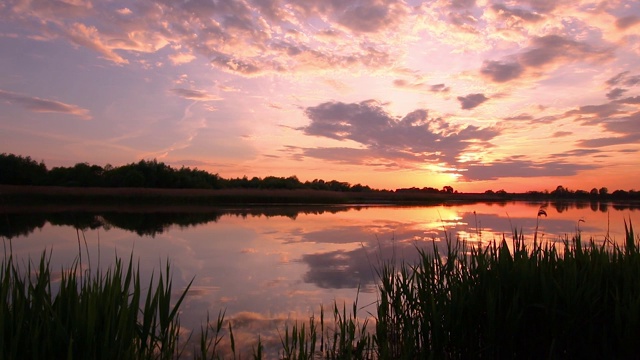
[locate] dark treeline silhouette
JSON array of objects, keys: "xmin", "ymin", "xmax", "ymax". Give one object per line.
[
  {"xmin": 1, "ymin": 153, "xmax": 639, "ymax": 200},
  {"xmin": 0, "ymin": 207, "xmax": 352, "ymax": 239},
  {"xmin": 0, "ymin": 153, "xmax": 372, "ymax": 192},
  {"xmin": 521, "ymin": 185, "xmax": 640, "ymax": 201}
]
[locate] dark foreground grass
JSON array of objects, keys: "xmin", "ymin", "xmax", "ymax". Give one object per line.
[
  {"xmin": 0, "ymin": 252, "xmax": 191, "ymax": 360},
  {"xmin": 376, "ymin": 220, "xmax": 640, "ymax": 359},
  {"xmin": 2, "ymin": 221, "xmax": 640, "ymax": 359}
]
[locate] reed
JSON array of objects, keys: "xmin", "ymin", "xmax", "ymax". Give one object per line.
[
  {"xmin": 374, "ymin": 220, "xmax": 640, "ymax": 359},
  {"xmin": 278, "ymin": 299, "xmax": 374, "ymax": 360},
  {"xmin": 0, "ymin": 250, "xmax": 191, "ymax": 360}
]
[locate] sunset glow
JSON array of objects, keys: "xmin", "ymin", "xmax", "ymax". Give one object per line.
[{"xmin": 1, "ymin": 0, "xmax": 639, "ymax": 192}]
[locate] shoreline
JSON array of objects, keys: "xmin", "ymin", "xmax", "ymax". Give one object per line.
[{"xmin": 1, "ymin": 185, "xmax": 639, "ymax": 209}]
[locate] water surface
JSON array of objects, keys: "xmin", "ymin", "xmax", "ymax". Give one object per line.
[{"xmin": 2, "ymin": 201, "xmax": 638, "ymax": 353}]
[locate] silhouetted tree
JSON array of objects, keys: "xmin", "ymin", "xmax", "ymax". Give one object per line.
[
  {"xmin": 0, "ymin": 153, "xmax": 47, "ymax": 185},
  {"xmin": 327, "ymin": 180, "xmax": 350, "ymax": 192},
  {"xmin": 551, "ymin": 185, "xmax": 567, "ymax": 196},
  {"xmin": 574, "ymin": 190, "xmax": 589, "ymax": 198},
  {"xmin": 612, "ymin": 189, "xmax": 628, "ymax": 199}
]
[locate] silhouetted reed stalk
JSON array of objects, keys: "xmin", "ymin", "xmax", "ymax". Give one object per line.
[{"xmin": 533, "ymin": 206, "xmax": 547, "ymax": 247}]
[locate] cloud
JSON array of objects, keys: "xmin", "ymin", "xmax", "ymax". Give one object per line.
[
  {"xmin": 393, "ymin": 79, "xmax": 425, "ymax": 89},
  {"xmin": 578, "ymin": 134, "xmax": 640, "ymax": 148},
  {"xmin": 566, "ymin": 103, "xmax": 623, "ymax": 122},
  {"xmin": 480, "ymin": 60, "xmax": 525, "ymax": 83},
  {"xmin": 450, "ymin": 0, "xmax": 476, "ymax": 10},
  {"xmin": 2, "ymin": 0, "xmax": 420, "ymax": 78},
  {"xmin": 616, "ymin": 96, "xmax": 640, "ymax": 105},
  {"xmin": 168, "ymin": 52, "xmax": 196, "ymax": 65},
  {"xmin": 616, "ymin": 15, "xmax": 640, "ymax": 30},
  {"xmin": 299, "ymin": 100, "xmax": 499, "ymax": 167},
  {"xmin": 299, "ymin": 147, "xmax": 387, "ymax": 166},
  {"xmin": 429, "ymin": 83, "xmax": 451, "ymax": 93},
  {"xmin": 12, "ymin": 0, "xmax": 94, "ymax": 19},
  {"xmin": 552, "ymin": 131, "xmax": 572, "ymax": 138},
  {"xmin": 64, "ymin": 23, "xmax": 129, "ymax": 64},
  {"xmin": 577, "ymin": 111, "xmax": 640, "ymax": 147},
  {"xmin": 606, "ymin": 88, "xmax": 627, "ymax": 100},
  {"xmin": 520, "ymin": 0, "xmax": 557, "ymax": 14},
  {"xmin": 548, "ymin": 148, "xmax": 603, "ymax": 158},
  {"xmin": 519, "ymin": 35, "xmax": 604, "ymax": 67},
  {"xmin": 481, "ymin": 35, "xmax": 613, "ymax": 83},
  {"xmin": 285, "ymin": 0, "xmax": 410, "ymax": 34},
  {"xmin": 598, "ymin": 111, "xmax": 640, "ymax": 134},
  {"xmin": 457, "ymin": 93, "xmax": 489, "ymax": 110},
  {"xmin": 0, "ymin": 89, "xmax": 91, "ymax": 119},
  {"xmin": 170, "ymin": 88, "xmax": 222, "ymax": 101},
  {"xmin": 503, "ymin": 113, "xmax": 533, "ymax": 121},
  {"xmin": 606, "ymin": 71, "xmax": 630, "ymax": 86},
  {"xmin": 623, "ymin": 76, "xmax": 640, "ymax": 87},
  {"xmin": 336, "ymin": 2, "xmax": 407, "ymax": 33},
  {"xmin": 210, "ymin": 55, "xmax": 264, "ymax": 75},
  {"xmin": 459, "ymin": 159, "xmax": 597, "ymax": 181},
  {"xmin": 116, "ymin": 8, "xmax": 132, "ymax": 16},
  {"xmin": 491, "ymin": 4, "xmax": 544, "ymax": 24}
]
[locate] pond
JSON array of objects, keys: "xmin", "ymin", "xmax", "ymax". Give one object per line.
[{"xmin": 2, "ymin": 200, "xmax": 639, "ymax": 354}]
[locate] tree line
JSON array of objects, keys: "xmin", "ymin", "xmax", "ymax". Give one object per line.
[
  {"xmin": 522, "ymin": 185, "xmax": 640, "ymax": 201},
  {"xmin": 0, "ymin": 153, "xmax": 374, "ymax": 192},
  {"xmin": 1, "ymin": 153, "xmax": 638, "ymax": 199}
]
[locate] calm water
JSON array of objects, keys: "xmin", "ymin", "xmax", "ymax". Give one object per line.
[{"xmin": 2, "ymin": 201, "xmax": 639, "ymax": 352}]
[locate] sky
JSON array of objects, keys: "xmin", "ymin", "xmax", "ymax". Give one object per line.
[{"xmin": 1, "ymin": 0, "xmax": 639, "ymax": 192}]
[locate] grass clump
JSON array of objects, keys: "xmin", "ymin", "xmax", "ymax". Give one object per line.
[
  {"xmin": 279, "ymin": 300, "xmax": 374, "ymax": 360},
  {"xmin": 0, "ymin": 251, "xmax": 191, "ymax": 360},
  {"xmin": 375, "ymin": 220, "xmax": 640, "ymax": 359}
]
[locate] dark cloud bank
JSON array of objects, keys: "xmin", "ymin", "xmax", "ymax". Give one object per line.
[{"xmin": 294, "ymin": 100, "xmax": 610, "ymax": 181}]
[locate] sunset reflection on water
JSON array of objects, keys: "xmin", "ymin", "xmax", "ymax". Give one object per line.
[{"xmin": 3, "ymin": 202, "xmax": 638, "ymax": 355}]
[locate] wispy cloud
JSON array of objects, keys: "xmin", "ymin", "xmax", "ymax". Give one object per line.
[
  {"xmin": 393, "ymin": 79, "xmax": 425, "ymax": 90},
  {"xmin": 481, "ymin": 35, "xmax": 614, "ymax": 83},
  {"xmin": 552, "ymin": 131, "xmax": 572, "ymax": 138},
  {"xmin": 577, "ymin": 111, "xmax": 640, "ymax": 148},
  {"xmin": 459, "ymin": 159, "xmax": 597, "ymax": 181},
  {"xmin": 0, "ymin": 89, "xmax": 90, "ymax": 119},
  {"xmin": 64, "ymin": 23, "xmax": 129, "ymax": 64},
  {"xmin": 170, "ymin": 88, "xmax": 222, "ymax": 101}
]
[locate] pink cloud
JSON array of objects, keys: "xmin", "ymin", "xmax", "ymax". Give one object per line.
[
  {"xmin": 0, "ymin": 89, "xmax": 91, "ymax": 119},
  {"xmin": 481, "ymin": 35, "xmax": 614, "ymax": 83}
]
